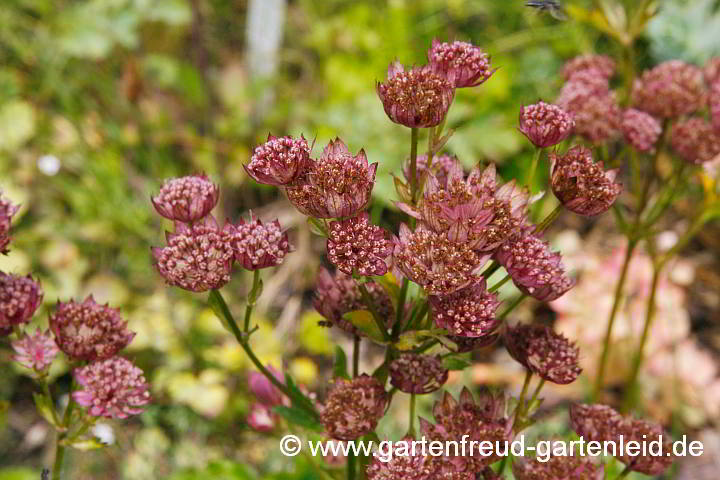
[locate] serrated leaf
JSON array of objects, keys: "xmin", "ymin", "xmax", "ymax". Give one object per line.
[
  {"xmin": 442, "ymin": 356, "xmax": 472, "ymax": 371},
  {"xmin": 32, "ymin": 393, "xmax": 60, "ymax": 429},
  {"xmin": 273, "ymin": 405, "xmax": 323, "ymax": 432},
  {"xmin": 343, "ymin": 310, "xmax": 387, "ymax": 344},
  {"xmin": 333, "ymin": 346, "xmax": 349, "ymax": 379},
  {"xmin": 208, "ymin": 290, "xmax": 235, "ymax": 334}
]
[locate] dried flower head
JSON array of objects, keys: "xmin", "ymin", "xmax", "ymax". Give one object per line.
[
  {"xmin": 494, "ymin": 228, "xmax": 573, "ymax": 302},
  {"xmin": 632, "ymin": 60, "xmax": 706, "ymax": 118},
  {"xmin": 366, "ymin": 436, "xmax": 436, "ymax": 480},
  {"xmin": 403, "ymin": 154, "xmax": 461, "ymax": 190},
  {"xmin": 224, "ymin": 214, "xmax": 291, "ymax": 270},
  {"xmin": 285, "ymin": 138, "xmax": 377, "ymax": 219},
  {"xmin": 518, "ymin": 101, "xmax": 574, "ymax": 148},
  {"xmin": 389, "ymin": 354, "xmax": 449, "ymax": 394},
  {"xmin": 327, "ymin": 213, "xmax": 392, "ymax": 277},
  {"xmin": 313, "ymin": 267, "xmax": 394, "ymax": 336},
  {"xmin": 504, "ymin": 323, "xmax": 582, "ymax": 384},
  {"xmin": 73, "ymin": 356, "xmax": 151, "ymax": 419},
  {"xmin": 550, "ymin": 146, "xmax": 621, "ymax": 216},
  {"xmin": 0, "ymin": 273, "xmax": 43, "ymax": 329},
  {"xmin": 622, "ymin": 109, "xmax": 663, "ymax": 152},
  {"xmin": 246, "ymin": 134, "xmax": 311, "ymax": 186},
  {"xmin": 393, "ymin": 224, "xmax": 490, "ymax": 296},
  {"xmin": 152, "ymin": 215, "xmax": 234, "ymax": 292},
  {"xmin": 671, "ymin": 117, "xmax": 720, "ymax": 165},
  {"xmin": 0, "ymin": 192, "xmax": 19, "ymax": 254},
  {"xmin": 50, "ymin": 295, "xmax": 135, "ymax": 362},
  {"xmin": 151, "ymin": 175, "xmax": 219, "ymax": 223},
  {"xmin": 562, "ymin": 54, "xmax": 616, "ymax": 81},
  {"xmin": 421, "ymin": 388, "xmax": 511, "ymax": 474},
  {"xmin": 512, "ymin": 452, "xmax": 604, "ymax": 480},
  {"xmin": 321, "ymin": 375, "xmax": 387, "ymax": 440},
  {"xmin": 428, "ymin": 39, "xmax": 495, "ymax": 88},
  {"xmin": 247, "ymin": 403, "xmax": 276, "ymax": 432},
  {"xmin": 376, "ymin": 62, "xmax": 454, "ymax": 128},
  {"xmin": 430, "ymin": 279, "xmax": 500, "ymax": 338},
  {"xmin": 248, "ymin": 365, "xmax": 286, "ymax": 407},
  {"xmin": 11, "ymin": 329, "xmax": 58, "ymax": 372}
]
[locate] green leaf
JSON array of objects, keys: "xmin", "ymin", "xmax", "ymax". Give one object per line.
[
  {"xmin": 372, "ymin": 360, "xmax": 389, "ymax": 384},
  {"xmin": 208, "ymin": 290, "xmax": 235, "ymax": 334},
  {"xmin": 394, "ymin": 330, "xmax": 425, "ymax": 351},
  {"xmin": 333, "ymin": 346, "xmax": 349, "ymax": 379},
  {"xmin": 374, "ymin": 272, "xmax": 401, "ymax": 304},
  {"xmin": 273, "ymin": 406, "xmax": 323, "ymax": 432},
  {"xmin": 32, "ymin": 393, "xmax": 60, "ymax": 429},
  {"xmin": 442, "ymin": 355, "xmax": 472, "ymax": 371},
  {"xmin": 343, "ymin": 310, "xmax": 387, "ymax": 344},
  {"xmin": 284, "ymin": 373, "xmax": 319, "ymax": 419},
  {"xmin": 64, "ymin": 438, "xmax": 106, "ymax": 451}
]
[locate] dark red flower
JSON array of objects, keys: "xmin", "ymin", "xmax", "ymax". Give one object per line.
[
  {"xmin": 562, "ymin": 54, "xmax": 615, "ymax": 81},
  {"xmin": 0, "ymin": 192, "xmax": 19, "ymax": 254},
  {"xmin": 671, "ymin": 117, "xmax": 720, "ymax": 165}
]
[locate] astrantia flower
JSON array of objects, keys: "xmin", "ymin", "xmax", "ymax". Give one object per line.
[
  {"xmin": 50, "ymin": 295, "xmax": 135, "ymax": 362},
  {"xmin": 366, "ymin": 437, "xmax": 435, "ymax": 480},
  {"xmin": 550, "ymin": 146, "xmax": 621, "ymax": 217},
  {"xmin": 512, "ymin": 452, "xmax": 604, "ymax": 480},
  {"xmin": 224, "ymin": 214, "xmax": 291, "ymax": 270},
  {"xmin": 421, "ymin": 388, "xmax": 511, "ymax": 474},
  {"xmin": 504, "ymin": 323, "xmax": 582, "ymax": 384},
  {"xmin": 518, "ymin": 101, "xmax": 574, "ymax": 148},
  {"xmin": 389, "ymin": 354, "xmax": 449, "ymax": 394},
  {"xmin": 285, "ymin": 138, "xmax": 377, "ymax": 218},
  {"xmin": 321, "ymin": 375, "xmax": 387, "ymax": 440},
  {"xmin": 327, "ymin": 213, "xmax": 392, "ymax": 277},
  {"xmin": 247, "ymin": 403, "xmax": 276, "ymax": 432},
  {"xmin": 494, "ymin": 228, "xmax": 573, "ymax": 302},
  {"xmin": 556, "ymin": 72, "xmax": 621, "ymax": 144},
  {"xmin": 0, "ymin": 192, "xmax": 19, "ymax": 254},
  {"xmin": 403, "ymin": 154, "xmax": 461, "ymax": 190},
  {"xmin": 376, "ymin": 62, "xmax": 454, "ymax": 128},
  {"xmin": 152, "ymin": 215, "xmax": 234, "ymax": 292},
  {"xmin": 622, "ymin": 109, "xmax": 662, "ymax": 152},
  {"xmin": 393, "ymin": 224, "xmax": 490, "ymax": 296},
  {"xmin": 248, "ymin": 365, "xmax": 286, "ymax": 407},
  {"xmin": 151, "ymin": 175, "xmax": 219, "ymax": 223},
  {"xmin": 73, "ymin": 357, "xmax": 151, "ymax": 419},
  {"xmin": 313, "ymin": 267, "xmax": 394, "ymax": 336},
  {"xmin": 0, "ymin": 273, "xmax": 43, "ymax": 330},
  {"xmin": 632, "ymin": 60, "xmax": 706, "ymax": 118},
  {"xmin": 671, "ymin": 117, "xmax": 720, "ymax": 165},
  {"xmin": 246, "ymin": 134, "xmax": 311, "ymax": 186},
  {"xmin": 569, "ymin": 403, "xmax": 624, "ymax": 441},
  {"xmin": 430, "ymin": 279, "xmax": 500, "ymax": 338},
  {"xmin": 562, "ymin": 54, "xmax": 615, "ymax": 81},
  {"xmin": 11, "ymin": 329, "xmax": 58, "ymax": 372},
  {"xmin": 428, "ymin": 39, "xmax": 495, "ymax": 88}
]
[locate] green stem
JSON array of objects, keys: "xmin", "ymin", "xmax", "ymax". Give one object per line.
[
  {"xmin": 536, "ymin": 204, "xmax": 562, "ymax": 233},
  {"xmin": 392, "ymin": 278, "xmax": 410, "ymax": 339},
  {"xmin": 513, "ymin": 370, "xmax": 533, "ymax": 430},
  {"xmin": 347, "ymin": 451, "xmax": 356, "ymax": 480},
  {"xmin": 488, "ymin": 275, "xmax": 511, "ymax": 293},
  {"xmin": 40, "ymin": 381, "xmax": 61, "ymax": 426},
  {"xmin": 527, "ymin": 379, "xmax": 546, "ymax": 410},
  {"xmin": 497, "ymin": 295, "xmax": 527, "ymax": 321},
  {"xmin": 244, "ymin": 270, "xmax": 261, "ymax": 332},
  {"xmin": 52, "ymin": 443, "xmax": 65, "ymax": 480},
  {"xmin": 526, "ymin": 147, "xmax": 543, "ymax": 189},
  {"xmin": 408, "ymin": 393, "xmax": 416, "ymax": 437},
  {"xmin": 616, "ymin": 465, "xmax": 632, "ymax": 479},
  {"xmin": 409, "ymin": 127, "xmax": 420, "ymax": 202},
  {"xmin": 353, "ymin": 336, "xmax": 360, "ymax": 377},
  {"xmin": 358, "ymin": 282, "xmax": 391, "ymax": 342}
]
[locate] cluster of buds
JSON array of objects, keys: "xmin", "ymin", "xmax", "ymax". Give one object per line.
[
  {"xmin": 1, "ymin": 273, "xmax": 43, "ymax": 333},
  {"xmin": 225, "ymin": 214, "xmax": 292, "ymax": 271},
  {"xmin": 151, "ymin": 175, "xmax": 219, "ymax": 223},
  {"xmin": 11, "ymin": 329, "xmax": 58, "ymax": 372},
  {"xmin": 429, "ymin": 280, "xmax": 500, "ymax": 338},
  {"xmin": 562, "ymin": 54, "xmax": 615, "ymax": 81},
  {"xmin": 671, "ymin": 117, "xmax": 720, "ymax": 165},
  {"xmin": 246, "ymin": 365, "xmax": 288, "ymax": 432},
  {"xmin": 518, "ymin": 101, "xmax": 574, "ymax": 148},
  {"xmin": 0, "ymin": 191, "xmax": 19, "ymax": 254},
  {"xmin": 320, "ymin": 375, "xmax": 387, "ymax": 440},
  {"xmin": 632, "ymin": 60, "xmax": 706, "ymax": 119},
  {"xmin": 427, "ymin": 40, "xmax": 496, "ymax": 88},
  {"xmin": 621, "ymin": 108, "xmax": 663, "ymax": 153},
  {"xmin": 389, "ymin": 354, "xmax": 448, "ymax": 394},
  {"xmin": 327, "ymin": 213, "xmax": 392, "ymax": 277}
]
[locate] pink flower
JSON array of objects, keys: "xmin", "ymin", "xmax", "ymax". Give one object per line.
[
  {"xmin": 285, "ymin": 138, "xmax": 377, "ymax": 219},
  {"xmin": 248, "ymin": 365, "xmax": 286, "ymax": 407},
  {"xmin": 704, "ymin": 57, "xmax": 720, "ymax": 85},
  {"xmin": 562, "ymin": 54, "xmax": 616, "ymax": 81},
  {"xmin": 427, "ymin": 39, "xmax": 495, "ymax": 88},
  {"xmin": 376, "ymin": 62, "xmax": 454, "ymax": 128},
  {"xmin": 0, "ymin": 273, "xmax": 43, "ymax": 330},
  {"xmin": 247, "ymin": 403, "xmax": 276, "ymax": 432},
  {"xmin": 366, "ymin": 436, "xmax": 435, "ymax": 480},
  {"xmin": 246, "ymin": 134, "xmax": 311, "ymax": 186},
  {"xmin": 632, "ymin": 60, "xmax": 706, "ymax": 118},
  {"xmin": 513, "ymin": 450, "xmax": 604, "ymax": 480},
  {"xmin": 50, "ymin": 295, "xmax": 135, "ymax": 362},
  {"xmin": 518, "ymin": 101, "xmax": 574, "ymax": 148},
  {"xmin": 73, "ymin": 357, "xmax": 151, "ymax": 419},
  {"xmin": 152, "ymin": 215, "xmax": 234, "ymax": 292},
  {"xmin": 429, "ymin": 279, "xmax": 500, "ymax": 338},
  {"xmin": 11, "ymin": 329, "xmax": 58, "ymax": 372},
  {"xmin": 403, "ymin": 153, "xmax": 461, "ymax": 190},
  {"xmin": 320, "ymin": 375, "xmax": 387, "ymax": 440},
  {"xmin": 671, "ymin": 117, "xmax": 720, "ymax": 165},
  {"xmin": 622, "ymin": 108, "xmax": 663, "ymax": 152},
  {"xmin": 327, "ymin": 213, "xmax": 393, "ymax": 277},
  {"xmin": 224, "ymin": 214, "xmax": 292, "ymax": 270},
  {"xmin": 151, "ymin": 175, "xmax": 219, "ymax": 223},
  {"xmin": 550, "ymin": 146, "xmax": 621, "ymax": 217},
  {"xmin": 389, "ymin": 354, "xmax": 449, "ymax": 394},
  {"xmin": 0, "ymin": 192, "xmax": 19, "ymax": 254}
]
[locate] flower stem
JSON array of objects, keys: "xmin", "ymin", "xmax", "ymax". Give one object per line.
[
  {"xmin": 497, "ymin": 295, "xmax": 527, "ymax": 321},
  {"xmin": 526, "ymin": 147, "xmax": 543, "ymax": 188},
  {"xmin": 512, "ymin": 370, "xmax": 533, "ymax": 430},
  {"xmin": 353, "ymin": 335, "xmax": 360, "ymax": 377},
  {"xmin": 409, "ymin": 127, "xmax": 420, "ymax": 201},
  {"xmin": 347, "ymin": 451, "xmax": 356, "ymax": 480},
  {"xmin": 392, "ymin": 278, "xmax": 410, "ymax": 339},
  {"xmin": 616, "ymin": 465, "xmax": 632, "ymax": 479},
  {"xmin": 358, "ymin": 282, "xmax": 391, "ymax": 342},
  {"xmin": 244, "ymin": 270, "xmax": 261, "ymax": 332},
  {"xmin": 408, "ymin": 393, "xmax": 416, "ymax": 437},
  {"xmin": 52, "ymin": 443, "xmax": 65, "ymax": 480},
  {"xmin": 527, "ymin": 379, "xmax": 546, "ymax": 410}
]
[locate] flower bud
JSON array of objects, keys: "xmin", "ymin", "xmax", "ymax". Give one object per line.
[
  {"xmin": 622, "ymin": 108, "xmax": 662, "ymax": 152},
  {"xmin": 327, "ymin": 213, "xmax": 392, "ymax": 277},
  {"xmin": 320, "ymin": 375, "xmax": 387, "ymax": 440},
  {"xmin": 224, "ymin": 214, "xmax": 292, "ymax": 270},
  {"xmin": 518, "ymin": 101, "xmax": 574, "ymax": 148},
  {"xmin": 430, "ymin": 279, "xmax": 500, "ymax": 338},
  {"xmin": 151, "ymin": 175, "xmax": 219, "ymax": 223},
  {"xmin": 246, "ymin": 134, "xmax": 311, "ymax": 186},
  {"xmin": 0, "ymin": 273, "xmax": 43, "ymax": 330},
  {"xmin": 247, "ymin": 403, "xmax": 276, "ymax": 432},
  {"xmin": 248, "ymin": 365, "xmax": 286, "ymax": 407},
  {"xmin": 0, "ymin": 192, "xmax": 19, "ymax": 254},
  {"xmin": 389, "ymin": 354, "xmax": 449, "ymax": 394},
  {"xmin": 428, "ymin": 39, "xmax": 495, "ymax": 88}
]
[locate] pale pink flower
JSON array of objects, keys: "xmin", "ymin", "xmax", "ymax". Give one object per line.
[{"xmin": 151, "ymin": 175, "xmax": 219, "ymax": 223}]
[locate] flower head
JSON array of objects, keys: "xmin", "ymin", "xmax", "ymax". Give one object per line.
[
  {"xmin": 632, "ymin": 60, "xmax": 706, "ymax": 118},
  {"xmin": 429, "ymin": 279, "xmax": 500, "ymax": 338},
  {"xmin": 403, "ymin": 154, "xmax": 461, "ymax": 190},
  {"xmin": 0, "ymin": 273, "xmax": 43, "ymax": 329},
  {"xmin": 248, "ymin": 365, "xmax": 286, "ymax": 407},
  {"xmin": 327, "ymin": 213, "xmax": 392, "ymax": 277},
  {"xmin": 313, "ymin": 267, "xmax": 394, "ymax": 336},
  {"xmin": 504, "ymin": 323, "xmax": 582, "ymax": 384},
  {"xmin": 622, "ymin": 109, "xmax": 663, "ymax": 152},
  {"xmin": 50, "ymin": 295, "xmax": 135, "ymax": 362},
  {"xmin": 376, "ymin": 62, "xmax": 454, "ymax": 128},
  {"xmin": 557, "ymin": 77, "xmax": 621, "ymax": 145},
  {"xmin": 73, "ymin": 356, "xmax": 151, "ymax": 419},
  {"xmin": 224, "ymin": 214, "xmax": 291, "ymax": 270},
  {"xmin": 246, "ymin": 134, "xmax": 311, "ymax": 186},
  {"xmin": 393, "ymin": 224, "xmax": 490, "ymax": 296},
  {"xmin": 151, "ymin": 175, "xmax": 219, "ymax": 223},
  {"xmin": 152, "ymin": 215, "xmax": 234, "ymax": 292},
  {"xmin": 494, "ymin": 228, "xmax": 573, "ymax": 302},
  {"xmin": 366, "ymin": 437, "xmax": 435, "ymax": 480},
  {"xmin": 11, "ymin": 329, "xmax": 58, "ymax": 372},
  {"xmin": 671, "ymin": 117, "xmax": 720, "ymax": 165},
  {"xmin": 550, "ymin": 146, "xmax": 621, "ymax": 217},
  {"xmin": 285, "ymin": 138, "xmax": 377, "ymax": 218},
  {"xmin": 389, "ymin": 354, "xmax": 449, "ymax": 394},
  {"xmin": 428, "ymin": 39, "xmax": 495, "ymax": 88},
  {"xmin": 247, "ymin": 403, "xmax": 276, "ymax": 432},
  {"xmin": 512, "ymin": 452, "xmax": 604, "ymax": 480},
  {"xmin": 562, "ymin": 54, "xmax": 616, "ymax": 81},
  {"xmin": 0, "ymin": 192, "xmax": 19, "ymax": 254},
  {"xmin": 518, "ymin": 101, "xmax": 574, "ymax": 148},
  {"xmin": 321, "ymin": 375, "xmax": 387, "ymax": 440}
]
